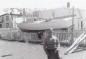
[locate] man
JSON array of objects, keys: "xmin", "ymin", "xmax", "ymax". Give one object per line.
[{"xmin": 43, "ymin": 29, "xmax": 60, "ymax": 59}]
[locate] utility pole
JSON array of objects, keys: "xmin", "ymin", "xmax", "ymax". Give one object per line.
[
  {"xmin": 71, "ymin": 7, "xmax": 74, "ymax": 45},
  {"xmin": 9, "ymin": 8, "xmax": 14, "ymax": 40},
  {"xmin": 23, "ymin": 8, "xmax": 26, "ymax": 22},
  {"xmin": 52, "ymin": 11, "xmax": 55, "ymax": 18}
]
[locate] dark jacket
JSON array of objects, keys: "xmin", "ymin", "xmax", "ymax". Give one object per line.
[{"xmin": 43, "ymin": 35, "xmax": 59, "ymax": 50}]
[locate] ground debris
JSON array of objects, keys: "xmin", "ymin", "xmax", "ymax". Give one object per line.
[{"xmin": 1, "ymin": 54, "xmax": 12, "ymax": 57}]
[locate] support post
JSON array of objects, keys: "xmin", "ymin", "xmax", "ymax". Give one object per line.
[{"xmin": 70, "ymin": 7, "xmax": 74, "ymax": 45}]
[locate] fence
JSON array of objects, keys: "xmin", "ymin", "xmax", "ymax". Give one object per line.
[
  {"xmin": 0, "ymin": 28, "xmax": 86, "ymax": 46},
  {"xmin": 55, "ymin": 30, "xmax": 85, "ymax": 46},
  {"xmin": 0, "ymin": 28, "xmax": 19, "ymax": 40},
  {"xmin": 0, "ymin": 28, "xmax": 41, "ymax": 43}
]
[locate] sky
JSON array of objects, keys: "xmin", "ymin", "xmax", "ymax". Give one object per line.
[
  {"xmin": 0, "ymin": 0, "xmax": 85, "ymax": 23},
  {"xmin": 0, "ymin": 0, "xmax": 86, "ymax": 14},
  {"xmin": 0, "ymin": 0, "xmax": 85, "ymax": 9}
]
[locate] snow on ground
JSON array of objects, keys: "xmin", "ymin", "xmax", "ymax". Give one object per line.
[
  {"xmin": 0, "ymin": 40, "xmax": 86, "ymax": 59},
  {"xmin": 0, "ymin": 40, "xmax": 46, "ymax": 59}
]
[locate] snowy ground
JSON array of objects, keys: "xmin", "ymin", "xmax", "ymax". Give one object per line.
[{"xmin": 0, "ymin": 40, "xmax": 86, "ymax": 59}]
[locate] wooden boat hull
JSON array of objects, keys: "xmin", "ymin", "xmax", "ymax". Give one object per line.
[{"xmin": 18, "ymin": 19, "xmax": 72, "ymax": 31}]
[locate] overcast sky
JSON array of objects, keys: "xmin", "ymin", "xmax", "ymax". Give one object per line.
[
  {"xmin": 0, "ymin": 0, "xmax": 85, "ymax": 23},
  {"xmin": 0, "ymin": 0, "xmax": 85, "ymax": 9}
]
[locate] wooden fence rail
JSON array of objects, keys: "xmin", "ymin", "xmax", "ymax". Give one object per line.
[
  {"xmin": 0, "ymin": 28, "xmax": 86, "ymax": 46},
  {"xmin": 55, "ymin": 30, "xmax": 85, "ymax": 46}
]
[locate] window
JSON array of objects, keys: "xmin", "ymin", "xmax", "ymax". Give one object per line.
[
  {"xmin": 81, "ymin": 21, "xmax": 83, "ymax": 29},
  {"xmin": 1, "ymin": 16, "xmax": 4, "ymax": 23},
  {"xmin": 0, "ymin": 17, "xmax": 3, "ymax": 23},
  {"xmin": 0, "ymin": 24, "xmax": 2, "ymax": 28},
  {"xmin": 6, "ymin": 23, "xmax": 9, "ymax": 28},
  {"xmin": 6, "ymin": 15, "xmax": 9, "ymax": 21},
  {"xmin": 34, "ymin": 19, "xmax": 36, "ymax": 21},
  {"xmin": 33, "ymin": 11, "xmax": 39, "ymax": 17}
]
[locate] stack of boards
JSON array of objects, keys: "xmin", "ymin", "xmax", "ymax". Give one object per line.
[{"xmin": 65, "ymin": 32, "xmax": 86, "ymax": 54}]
